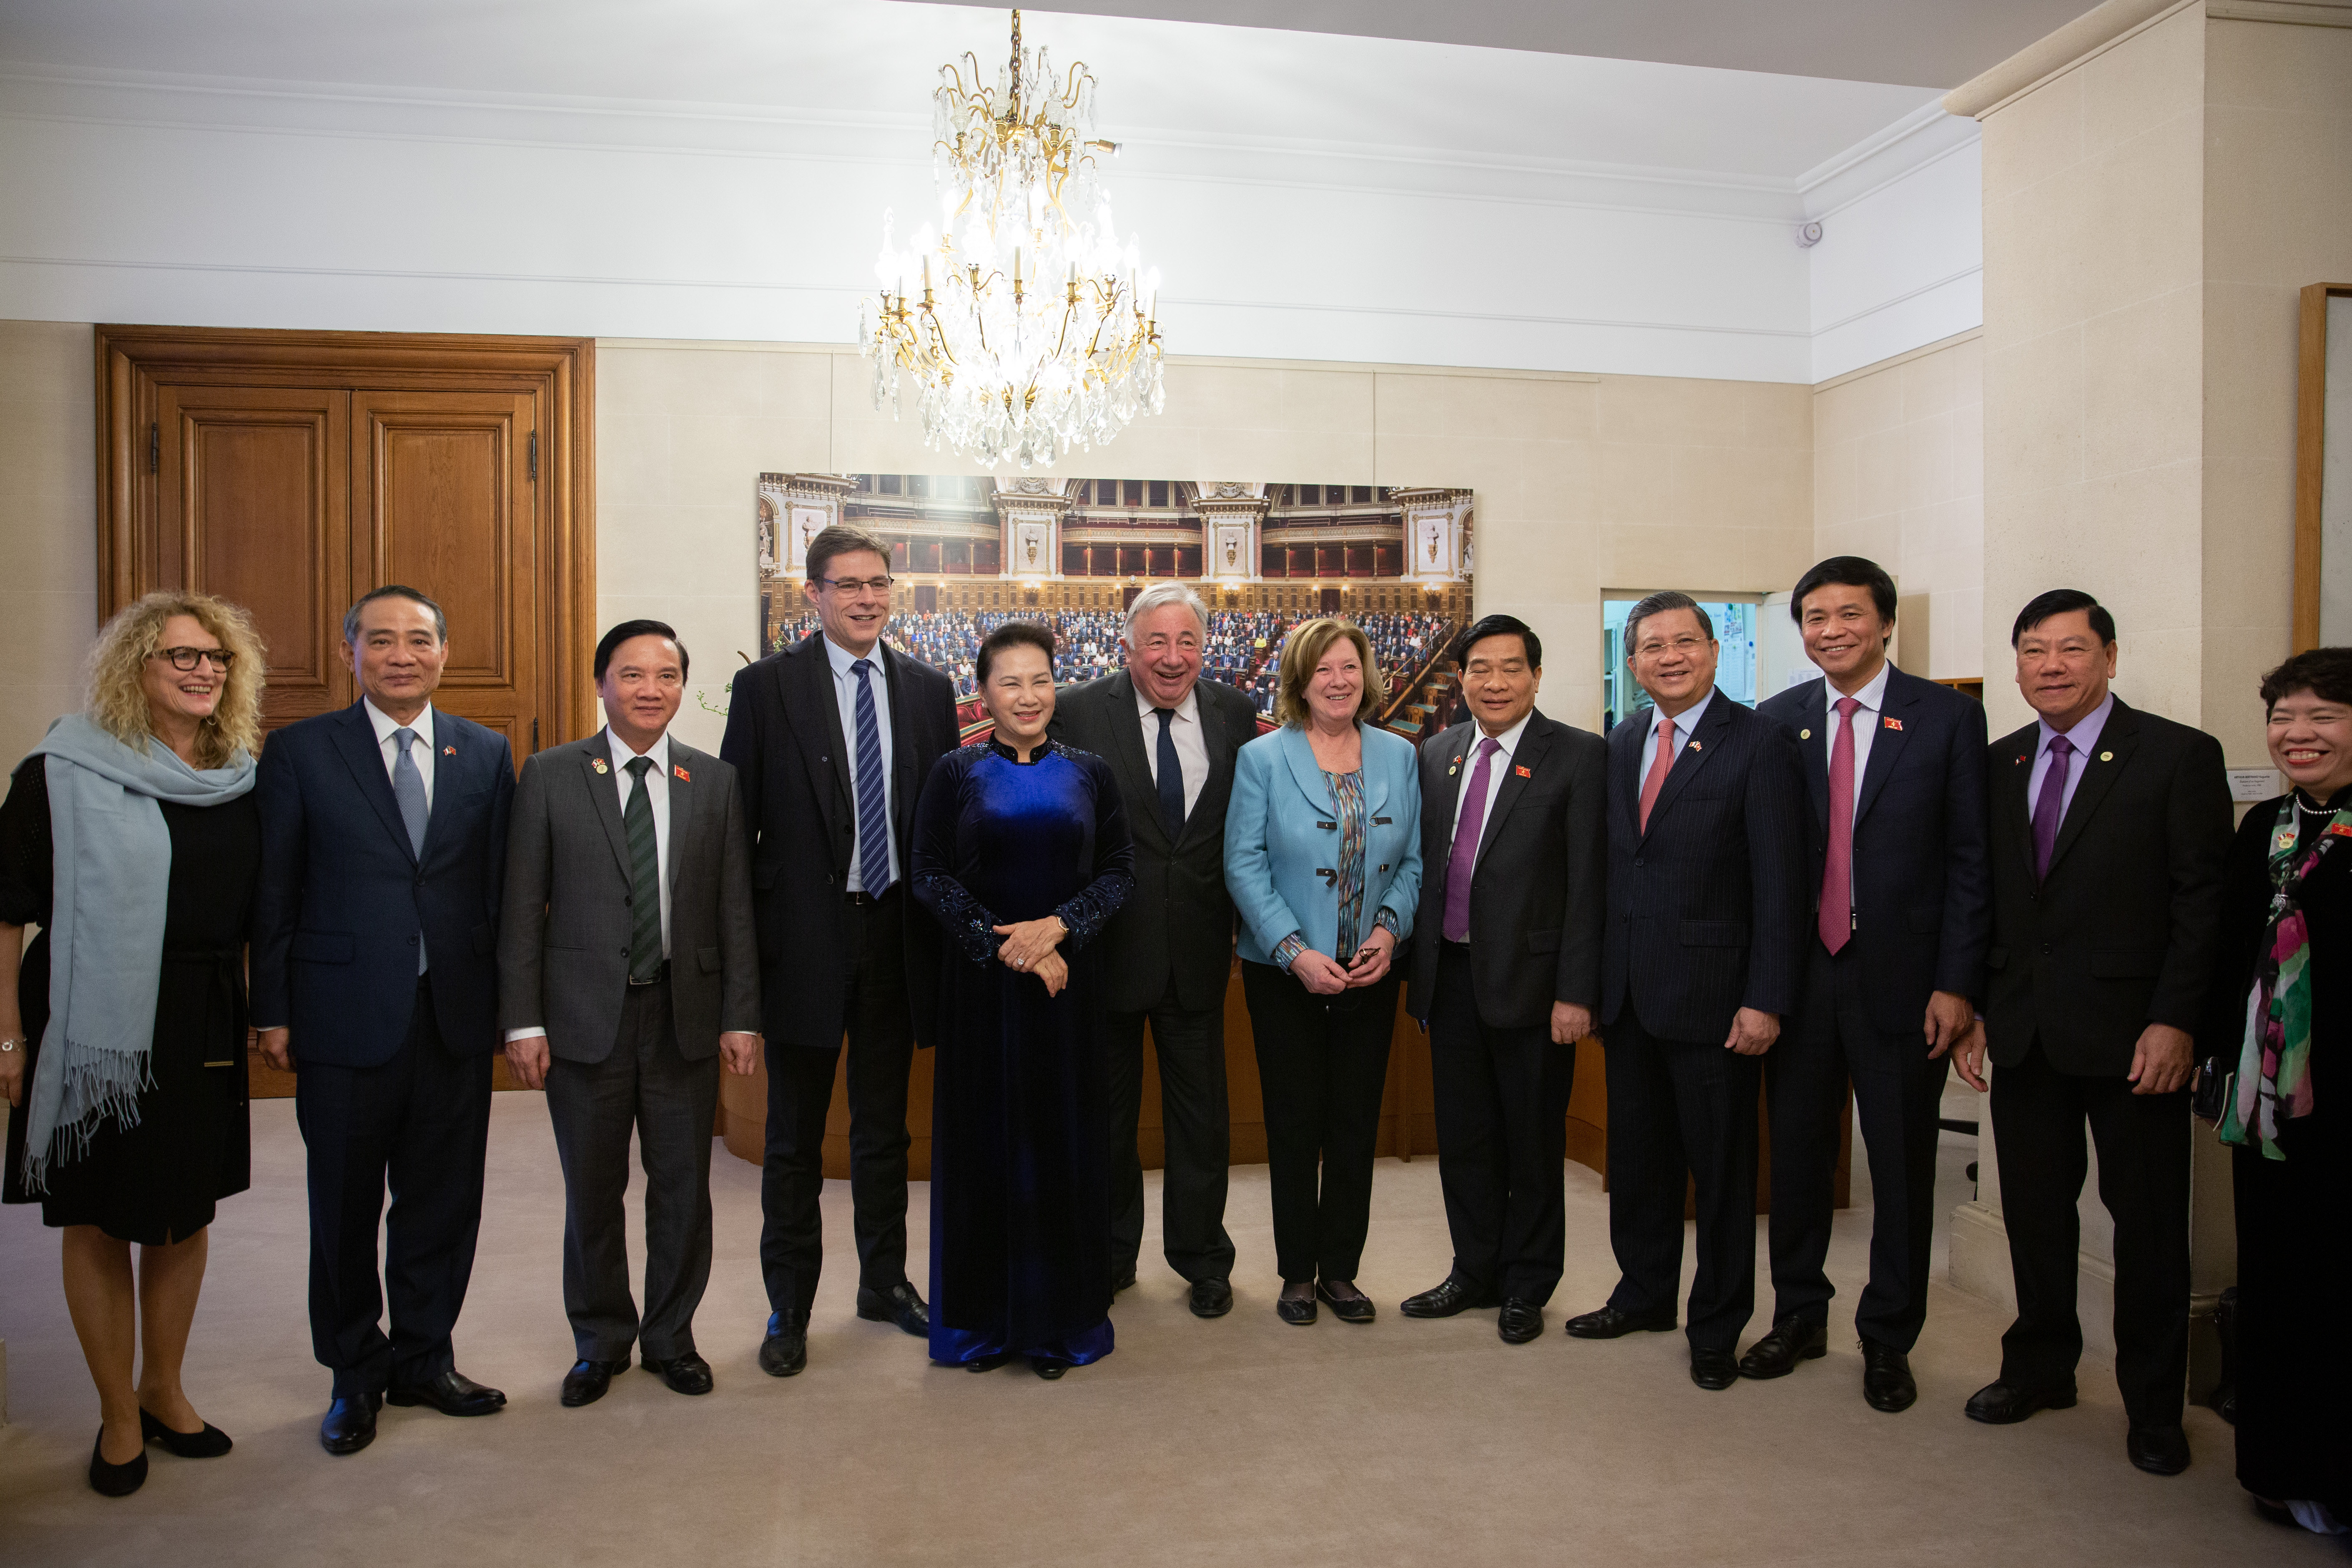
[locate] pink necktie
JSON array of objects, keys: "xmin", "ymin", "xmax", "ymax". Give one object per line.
[
  {"xmin": 1638, "ymin": 717, "xmax": 1676, "ymax": 834},
  {"xmin": 1819, "ymin": 696, "xmax": 1860, "ymax": 954}
]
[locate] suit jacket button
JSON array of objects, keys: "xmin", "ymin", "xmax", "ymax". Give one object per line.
[
  {"xmin": 625, "ymin": 894, "xmax": 633, "ymax": 905},
  {"xmin": 1633, "ymin": 857, "xmax": 1644, "ymax": 867},
  {"xmin": 2039, "ymin": 943, "xmax": 2051, "ymax": 956}
]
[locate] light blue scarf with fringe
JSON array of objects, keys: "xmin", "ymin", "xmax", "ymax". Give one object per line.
[{"xmin": 18, "ymin": 713, "xmax": 254, "ymax": 1191}]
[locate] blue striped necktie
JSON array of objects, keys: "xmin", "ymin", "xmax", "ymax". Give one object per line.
[{"xmin": 851, "ymin": 660, "xmax": 893, "ymax": 897}]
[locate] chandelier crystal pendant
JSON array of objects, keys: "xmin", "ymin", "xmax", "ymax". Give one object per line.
[{"xmin": 858, "ymin": 9, "xmax": 1165, "ymax": 470}]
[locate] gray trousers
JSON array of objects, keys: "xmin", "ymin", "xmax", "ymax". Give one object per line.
[{"xmin": 545, "ymin": 975, "xmax": 721, "ymax": 1362}]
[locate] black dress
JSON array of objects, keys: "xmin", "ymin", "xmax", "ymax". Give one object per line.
[
  {"xmin": 911, "ymin": 738, "xmax": 1134, "ymax": 1367},
  {"xmin": 0, "ymin": 755, "xmax": 261, "ymax": 1245},
  {"xmin": 2206, "ymin": 789, "xmax": 2349, "ymax": 1515}
]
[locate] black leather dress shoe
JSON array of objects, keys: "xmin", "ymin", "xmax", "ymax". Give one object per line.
[
  {"xmin": 1738, "ymin": 1317, "xmax": 1828, "ymax": 1380},
  {"xmin": 560, "ymin": 1359, "xmax": 628, "ymax": 1407},
  {"xmin": 140, "ymin": 1406, "xmax": 233, "ymax": 1458},
  {"xmin": 1963, "ymin": 1379, "xmax": 2077, "ymax": 1425},
  {"xmin": 1111, "ymin": 1267, "xmax": 1138, "ymax": 1295},
  {"xmin": 963, "ymin": 1352, "xmax": 1013, "ymax": 1373},
  {"xmin": 1316, "ymin": 1281, "xmax": 1376, "ymax": 1324},
  {"xmin": 89, "ymin": 1430, "xmax": 148, "ymax": 1496},
  {"xmin": 1690, "ymin": 1347, "xmax": 1740, "ymax": 1390},
  {"xmin": 1188, "ymin": 1278, "xmax": 1234, "ymax": 1318},
  {"xmin": 642, "ymin": 1351, "xmax": 714, "ymax": 1396},
  {"xmin": 2127, "ymin": 1423, "xmax": 2191, "ymax": 1475},
  {"xmin": 1564, "ymin": 1305, "xmax": 1677, "ymax": 1340},
  {"xmin": 856, "ymin": 1281, "xmax": 930, "ymax": 1337},
  {"xmin": 1400, "ymin": 1274, "xmax": 1498, "ymax": 1319},
  {"xmin": 386, "ymin": 1369, "xmax": 507, "ymax": 1417},
  {"xmin": 1861, "ymin": 1341, "xmax": 1917, "ymax": 1412},
  {"xmin": 1497, "ymin": 1299, "xmax": 1544, "ymax": 1345},
  {"xmin": 1276, "ymin": 1292, "xmax": 1318, "ymax": 1326},
  {"xmin": 760, "ymin": 1310, "xmax": 809, "ymax": 1377},
  {"xmin": 1032, "ymin": 1357, "xmax": 1070, "ymax": 1380},
  {"xmin": 319, "ymin": 1393, "xmax": 382, "ymax": 1456}
]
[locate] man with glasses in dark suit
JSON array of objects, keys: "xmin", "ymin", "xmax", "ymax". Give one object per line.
[{"xmin": 721, "ymin": 526, "xmax": 960, "ymax": 1377}]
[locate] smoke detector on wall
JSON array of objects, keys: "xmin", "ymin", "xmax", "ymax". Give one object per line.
[{"xmin": 1795, "ymin": 222, "xmax": 1824, "ymax": 248}]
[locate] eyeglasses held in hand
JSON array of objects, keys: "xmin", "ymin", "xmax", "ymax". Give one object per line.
[{"xmin": 151, "ymin": 647, "xmax": 236, "ymax": 672}]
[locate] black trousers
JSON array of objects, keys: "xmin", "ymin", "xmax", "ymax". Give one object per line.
[
  {"xmin": 1991, "ymin": 1039, "xmax": 2190, "ymax": 1427},
  {"xmin": 295, "ymin": 976, "xmax": 492, "ymax": 1400},
  {"xmin": 1105, "ymin": 988, "xmax": 1236, "ymax": 1285},
  {"xmin": 1241, "ymin": 961, "xmax": 1398, "ymax": 1284},
  {"xmin": 1602, "ymin": 1007, "xmax": 1760, "ymax": 1351},
  {"xmin": 1428, "ymin": 943, "xmax": 1572, "ymax": 1304},
  {"xmin": 545, "ymin": 973, "xmax": 721, "ymax": 1362},
  {"xmin": 1765, "ymin": 940, "xmax": 1950, "ymax": 1350},
  {"xmin": 2234, "ymin": 1108, "xmax": 2350, "ymax": 1513},
  {"xmin": 760, "ymin": 891, "xmax": 916, "ymax": 1315}
]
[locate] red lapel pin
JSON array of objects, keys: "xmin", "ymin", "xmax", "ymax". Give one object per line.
[
  {"xmin": 1882, "ymin": 717, "xmax": 1903, "ymax": 732},
  {"xmin": 443, "ymin": 745, "xmax": 457, "ymax": 755},
  {"xmin": 1514, "ymin": 764, "xmax": 1532, "ymax": 778},
  {"xmin": 674, "ymin": 765, "xmax": 691, "ymax": 782},
  {"xmin": 1689, "ymin": 741, "xmax": 1703, "ymax": 751}
]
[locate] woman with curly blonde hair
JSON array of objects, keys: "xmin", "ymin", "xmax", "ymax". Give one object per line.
[{"xmin": 0, "ymin": 591, "xmax": 266, "ymax": 1496}]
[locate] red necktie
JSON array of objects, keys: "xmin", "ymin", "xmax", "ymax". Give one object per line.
[
  {"xmin": 1819, "ymin": 696, "xmax": 1860, "ymax": 953},
  {"xmin": 1638, "ymin": 716, "xmax": 1676, "ymax": 834}
]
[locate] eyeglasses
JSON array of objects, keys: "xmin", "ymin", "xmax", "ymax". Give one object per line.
[
  {"xmin": 151, "ymin": 647, "xmax": 236, "ymax": 672},
  {"xmin": 817, "ymin": 575, "xmax": 894, "ymax": 595},
  {"xmin": 1634, "ymin": 635, "xmax": 1709, "ymax": 659}
]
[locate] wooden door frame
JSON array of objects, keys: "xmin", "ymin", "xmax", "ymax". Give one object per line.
[{"xmin": 94, "ymin": 325, "xmax": 598, "ymax": 744}]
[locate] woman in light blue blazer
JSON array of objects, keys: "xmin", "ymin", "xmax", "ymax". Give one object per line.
[{"xmin": 1225, "ymin": 619, "xmax": 1422, "ymax": 1326}]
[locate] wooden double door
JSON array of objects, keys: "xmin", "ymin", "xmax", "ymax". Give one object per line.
[{"xmin": 96, "ymin": 327, "xmax": 596, "ymax": 753}]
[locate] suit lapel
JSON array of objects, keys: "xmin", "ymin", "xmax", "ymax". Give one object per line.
[
  {"xmin": 1177, "ymin": 686, "xmax": 1246, "ymax": 853},
  {"xmin": 1609, "ymin": 717, "xmax": 1644, "ymax": 842},
  {"xmin": 1474, "ymin": 716, "xmax": 1548, "ymax": 871},
  {"xmin": 420, "ymin": 712, "xmax": 464, "ymax": 859},
  {"xmin": 2047, "ymin": 700, "xmax": 2136, "ymax": 878},
  {"xmin": 2001, "ymin": 726, "xmax": 2039, "ymax": 879},
  {"xmin": 1280, "ymin": 727, "xmax": 1337, "ymax": 817},
  {"xmin": 1639, "ymin": 696, "xmax": 1730, "ymax": 843},
  {"xmin": 579, "ymin": 736, "xmax": 631, "ymax": 881},
  {"xmin": 1430, "ymin": 722, "xmax": 1470, "ymax": 856},
  {"xmin": 793, "ymin": 635, "xmax": 849, "ymax": 861},
  {"xmin": 1852, "ymin": 671, "xmax": 1915, "ymax": 827},
  {"xmin": 881, "ymin": 642, "xmax": 921, "ymax": 840},
  {"xmin": 664, "ymin": 741, "xmax": 696, "ymax": 894},
  {"xmin": 1791, "ymin": 677, "xmax": 1830, "ymax": 831},
  {"xmin": 1104, "ymin": 673, "xmax": 1172, "ymax": 855},
  {"xmin": 331, "ymin": 702, "xmax": 420, "ymax": 865}
]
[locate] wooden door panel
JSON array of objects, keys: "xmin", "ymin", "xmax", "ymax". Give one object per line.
[
  {"xmin": 155, "ymin": 385, "xmax": 352, "ymax": 729},
  {"xmin": 352, "ymin": 390, "xmax": 539, "ymax": 753}
]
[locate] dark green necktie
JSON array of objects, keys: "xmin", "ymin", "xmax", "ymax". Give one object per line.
[{"xmin": 624, "ymin": 755, "xmax": 663, "ymax": 981}]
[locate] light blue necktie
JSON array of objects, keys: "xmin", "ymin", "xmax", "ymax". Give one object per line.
[
  {"xmin": 392, "ymin": 726, "xmax": 429, "ymax": 972},
  {"xmin": 851, "ymin": 661, "xmax": 893, "ymax": 898}
]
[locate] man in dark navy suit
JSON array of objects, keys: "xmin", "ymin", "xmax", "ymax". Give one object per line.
[
  {"xmin": 1751, "ymin": 557, "xmax": 1989, "ymax": 1411},
  {"xmin": 253, "ymin": 586, "xmax": 515, "ymax": 1456},
  {"xmin": 1565, "ymin": 591, "xmax": 1807, "ymax": 1391}
]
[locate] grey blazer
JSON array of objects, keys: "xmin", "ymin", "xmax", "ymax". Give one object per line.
[{"xmin": 498, "ymin": 731, "xmax": 761, "ymax": 1062}]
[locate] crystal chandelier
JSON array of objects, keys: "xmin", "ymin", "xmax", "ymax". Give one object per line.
[{"xmin": 859, "ymin": 10, "xmax": 1165, "ymax": 470}]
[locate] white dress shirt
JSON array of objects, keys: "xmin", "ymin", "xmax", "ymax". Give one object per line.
[
  {"xmin": 1135, "ymin": 681, "xmax": 1210, "ymax": 821},
  {"xmin": 362, "ymin": 697, "xmax": 435, "ymax": 808},
  {"xmin": 1638, "ymin": 685, "xmax": 1717, "ymax": 782},
  {"xmin": 2027, "ymin": 691, "xmax": 2115, "ymax": 820},
  {"xmin": 1447, "ymin": 709, "xmax": 1532, "ymax": 857},
  {"xmin": 826, "ymin": 635, "xmax": 898, "ymax": 892},
  {"xmin": 508, "ymin": 728, "xmax": 674, "ymax": 1044},
  {"xmin": 1823, "ymin": 660, "xmax": 1894, "ymax": 830}
]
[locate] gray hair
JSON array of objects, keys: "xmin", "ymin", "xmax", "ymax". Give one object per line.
[
  {"xmin": 344, "ymin": 585, "xmax": 448, "ymax": 646},
  {"xmin": 1622, "ymin": 590, "xmax": 1711, "ymax": 660},
  {"xmin": 1124, "ymin": 582, "xmax": 1209, "ymax": 647}
]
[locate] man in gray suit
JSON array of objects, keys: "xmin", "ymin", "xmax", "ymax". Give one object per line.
[{"xmin": 500, "ymin": 620, "xmax": 760, "ymax": 1407}]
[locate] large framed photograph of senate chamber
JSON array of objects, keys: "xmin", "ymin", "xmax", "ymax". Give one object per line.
[{"xmin": 755, "ymin": 474, "xmax": 1476, "ymax": 740}]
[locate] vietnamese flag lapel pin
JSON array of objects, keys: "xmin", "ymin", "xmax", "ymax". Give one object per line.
[
  {"xmin": 1882, "ymin": 717, "xmax": 1903, "ymax": 732},
  {"xmin": 674, "ymin": 764, "xmax": 691, "ymax": 782},
  {"xmin": 1514, "ymin": 764, "xmax": 1532, "ymax": 778}
]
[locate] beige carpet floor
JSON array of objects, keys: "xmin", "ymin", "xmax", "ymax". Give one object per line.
[{"xmin": 0, "ymin": 1095, "xmax": 2333, "ymax": 1567}]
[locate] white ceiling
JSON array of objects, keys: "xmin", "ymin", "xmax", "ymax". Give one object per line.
[{"xmin": 0, "ymin": 0, "xmax": 1957, "ymax": 183}]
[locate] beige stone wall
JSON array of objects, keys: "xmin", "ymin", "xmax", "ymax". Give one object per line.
[
  {"xmin": 0, "ymin": 320, "xmax": 97, "ymax": 773},
  {"xmin": 598, "ymin": 341, "xmax": 1815, "ymax": 754},
  {"xmin": 1812, "ymin": 330, "xmax": 1986, "ymax": 679}
]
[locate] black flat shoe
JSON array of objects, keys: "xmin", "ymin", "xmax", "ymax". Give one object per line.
[
  {"xmin": 1690, "ymin": 1347, "xmax": 1740, "ymax": 1390},
  {"xmin": 1564, "ymin": 1304, "xmax": 1677, "ymax": 1340},
  {"xmin": 139, "ymin": 1406, "xmax": 233, "ymax": 1458},
  {"xmin": 385, "ymin": 1368, "xmax": 506, "ymax": 1417},
  {"xmin": 1861, "ymin": 1341, "xmax": 1917, "ymax": 1412},
  {"xmin": 1188, "ymin": 1278, "xmax": 1234, "ymax": 1318},
  {"xmin": 1032, "ymin": 1358, "xmax": 1070, "ymax": 1380},
  {"xmin": 1497, "ymin": 1299, "xmax": 1545, "ymax": 1345},
  {"xmin": 856, "ymin": 1281, "xmax": 930, "ymax": 1337},
  {"xmin": 1963, "ymin": 1379, "xmax": 2076, "ymax": 1425},
  {"xmin": 560, "ymin": 1358, "xmax": 628, "ymax": 1408},
  {"xmin": 1400, "ymin": 1274, "xmax": 1498, "ymax": 1319},
  {"xmin": 1316, "ymin": 1281, "xmax": 1376, "ymax": 1324},
  {"xmin": 89, "ymin": 1430, "xmax": 148, "ymax": 1497},
  {"xmin": 318, "ymin": 1392, "xmax": 381, "ymax": 1457},
  {"xmin": 641, "ymin": 1351, "xmax": 714, "ymax": 1397},
  {"xmin": 1738, "ymin": 1317, "xmax": 1828, "ymax": 1380},
  {"xmin": 1276, "ymin": 1293, "xmax": 1318, "ymax": 1327},
  {"xmin": 2127, "ymin": 1424, "xmax": 2190, "ymax": 1475},
  {"xmin": 760, "ymin": 1310, "xmax": 809, "ymax": 1377},
  {"xmin": 964, "ymin": 1353, "xmax": 1013, "ymax": 1373}
]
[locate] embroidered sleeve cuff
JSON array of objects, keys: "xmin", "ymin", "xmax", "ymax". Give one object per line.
[{"xmin": 1272, "ymin": 932, "xmax": 1309, "ymax": 971}]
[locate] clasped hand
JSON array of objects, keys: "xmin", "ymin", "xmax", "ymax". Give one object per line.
[
  {"xmin": 994, "ymin": 915, "xmax": 1070, "ymax": 998},
  {"xmin": 1292, "ymin": 927, "xmax": 1396, "ymax": 996}
]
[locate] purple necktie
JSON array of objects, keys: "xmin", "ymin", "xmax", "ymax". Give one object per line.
[
  {"xmin": 1442, "ymin": 736, "xmax": 1501, "ymax": 942},
  {"xmin": 2031, "ymin": 733, "xmax": 2073, "ymax": 881}
]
